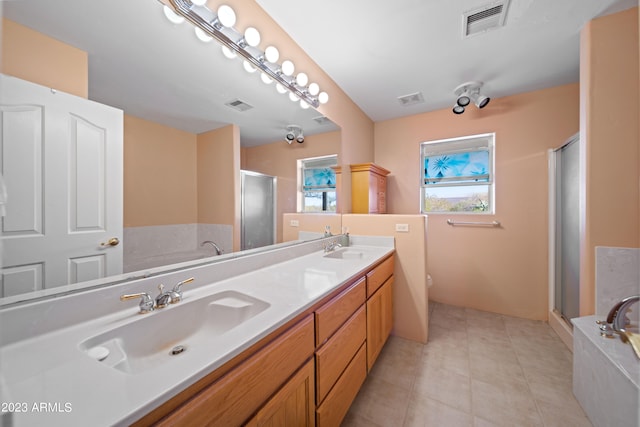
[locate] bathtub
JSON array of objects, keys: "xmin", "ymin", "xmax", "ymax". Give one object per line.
[{"xmin": 572, "ymin": 315, "xmax": 639, "ymax": 427}]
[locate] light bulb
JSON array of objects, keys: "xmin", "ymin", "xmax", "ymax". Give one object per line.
[
  {"xmin": 318, "ymin": 92, "xmax": 329, "ymax": 104},
  {"xmin": 195, "ymin": 27, "xmax": 212, "ymax": 42},
  {"xmin": 276, "ymin": 83, "xmax": 287, "ymax": 94},
  {"xmin": 243, "ymin": 60, "xmax": 257, "ymax": 73},
  {"xmin": 265, "ymin": 46, "xmax": 279, "ymax": 63},
  {"xmin": 308, "ymin": 83, "xmax": 320, "ymax": 96},
  {"xmin": 300, "ymin": 100, "xmax": 310, "ymax": 109},
  {"xmin": 244, "ymin": 27, "xmax": 261, "ymax": 47},
  {"xmin": 222, "ymin": 46, "xmax": 236, "ymax": 59},
  {"xmin": 217, "ymin": 5, "xmax": 236, "ymax": 27},
  {"xmin": 289, "ymin": 92, "xmax": 299, "ymax": 102},
  {"xmin": 281, "ymin": 60, "xmax": 294, "ymax": 76},
  {"xmin": 261, "ymin": 73, "xmax": 273, "ymax": 84},
  {"xmin": 163, "ymin": 6, "xmax": 185, "ymax": 24},
  {"xmin": 296, "ymin": 73, "xmax": 308, "ymax": 87},
  {"xmin": 191, "ymin": 0, "xmax": 207, "ymax": 5}
]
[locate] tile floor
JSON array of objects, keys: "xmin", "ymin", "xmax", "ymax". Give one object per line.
[{"xmin": 342, "ymin": 302, "xmax": 592, "ymax": 427}]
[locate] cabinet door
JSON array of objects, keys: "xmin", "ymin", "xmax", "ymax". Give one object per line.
[
  {"xmin": 158, "ymin": 316, "xmax": 315, "ymax": 427},
  {"xmin": 366, "ymin": 277, "xmax": 394, "ymax": 372},
  {"xmin": 245, "ymin": 359, "xmax": 315, "ymax": 427},
  {"xmin": 316, "ymin": 344, "xmax": 367, "ymax": 427}
]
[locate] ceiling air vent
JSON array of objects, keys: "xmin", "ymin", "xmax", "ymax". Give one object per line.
[
  {"xmin": 225, "ymin": 99, "xmax": 253, "ymax": 112},
  {"xmin": 397, "ymin": 92, "xmax": 424, "ymax": 107},
  {"xmin": 463, "ymin": 0, "xmax": 509, "ymax": 38},
  {"xmin": 313, "ymin": 115, "xmax": 334, "ymax": 126}
]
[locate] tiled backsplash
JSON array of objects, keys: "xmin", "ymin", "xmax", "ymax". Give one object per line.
[{"xmin": 595, "ymin": 246, "xmax": 640, "ymax": 321}]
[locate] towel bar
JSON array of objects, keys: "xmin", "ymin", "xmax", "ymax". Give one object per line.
[{"xmin": 446, "ymin": 219, "xmax": 500, "ymax": 227}]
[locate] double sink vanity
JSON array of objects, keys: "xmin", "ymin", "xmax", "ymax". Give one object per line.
[{"xmin": 0, "ymin": 235, "xmax": 395, "ymax": 426}]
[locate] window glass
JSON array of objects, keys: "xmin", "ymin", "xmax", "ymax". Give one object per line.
[
  {"xmin": 421, "ymin": 134, "xmax": 494, "ymax": 214},
  {"xmin": 299, "ymin": 155, "xmax": 338, "ymax": 212}
]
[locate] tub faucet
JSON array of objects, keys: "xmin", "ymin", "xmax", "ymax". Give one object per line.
[
  {"xmin": 201, "ymin": 240, "xmax": 223, "ymax": 255},
  {"xmin": 324, "ymin": 241, "xmax": 342, "ymax": 253},
  {"xmin": 607, "ymin": 295, "xmax": 639, "ymax": 333}
]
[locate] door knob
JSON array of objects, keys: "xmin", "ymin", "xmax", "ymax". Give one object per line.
[{"xmin": 100, "ymin": 237, "xmax": 120, "ymax": 247}]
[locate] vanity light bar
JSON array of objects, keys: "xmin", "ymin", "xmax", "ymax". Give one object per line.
[{"xmin": 166, "ymin": 0, "xmax": 323, "ymax": 108}]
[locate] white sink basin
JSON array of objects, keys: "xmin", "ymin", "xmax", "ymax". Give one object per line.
[
  {"xmin": 78, "ymin": 290, "xmax": 269, "ymax": 374},
  {"xmin": 323, "ymin": 248, "xmax": 364, "ymax": 259}
]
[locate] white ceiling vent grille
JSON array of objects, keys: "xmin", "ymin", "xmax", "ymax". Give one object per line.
[
  {"xmin": 397, "ymin": 92, "xmax": 425, "ymax": 107},
  {"xmin": 313, "ymin": 115, "xmax": 334, "ymax": 125},
  {"xmin": 463, "ymin": 0, "xmax": 509, "ymax": 38},
  {"xmin": 225, "ymin": 99, "xmax": 254, "ymax": 112}
]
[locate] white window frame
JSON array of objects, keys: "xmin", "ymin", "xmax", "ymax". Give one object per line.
[
  {"xmin": 420, "ymin": 133, "xmax": 495, "ymax": 214},
  {"xmin": 297, "ymin": 154, "xmax": 338, "ymax": 213}
]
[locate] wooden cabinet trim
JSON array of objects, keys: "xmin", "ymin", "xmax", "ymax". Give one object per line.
[
  {"xmin": 366, "ymin": 255, "xmax": 394, "ymax": 297},
  {"xmin": 245, "ymin": 359, "xmax": 315, "ymax": 427},
  {"xmin": 315, "ymin": 305, "xmax": 366, "ymax": 404},
  {"xmin": 156, "ymin": 315, "xmax": 315, "ymax": 427},
  {"xmin": 315, "ymin": 277, "xmax": 366, "ymax": 347},
  {"xmin": 366, "ymin": 277, "xmax": 394, "ymax": 372},
  {"xmin": 315, "ymin": 344, "xmax": 367, "ymax": 427}
]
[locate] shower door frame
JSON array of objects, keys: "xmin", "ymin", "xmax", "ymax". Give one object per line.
[{"xmin": 548, "ymin": 132, "xmax": 581, "ymax": 328}]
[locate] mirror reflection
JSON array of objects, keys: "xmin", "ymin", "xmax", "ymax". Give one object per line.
[{"xmin": 1, "ymin": 0, "xmax": 340, "ymax": 303}]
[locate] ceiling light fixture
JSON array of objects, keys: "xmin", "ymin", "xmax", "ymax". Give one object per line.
[
  {"xmin": 162, "ymin": 0, "xmax": 327, "ymax": 108},
  {"xmin": 285, "ymin": 125, "xmax": 304, "ymax": 144},
  {"xmin": 452, "ymin": 81, "xmax": 490, "ymax": 114}
]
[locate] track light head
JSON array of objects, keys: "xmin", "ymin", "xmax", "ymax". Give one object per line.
[
  {"xmin": 475, "ymin": 94, "xmax": 490, "ymax": 109},
  {"xmin": 452, "ymin": 104, "xmax": 465, "ymax": 114},
  {"xmin": 285, "ymin": 125, "xmax": 303, "ymax": 144},
  {"xmin": 456, "ymin": 94, "xmax": 471, "ymax": 107},
  {"xmin": 452, "ymin": 81, "xmax": 490, "ymax": 114}
]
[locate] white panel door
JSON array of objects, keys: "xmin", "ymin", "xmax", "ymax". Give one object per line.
[{"xmin": 0, "ymin": 75, "xmax": 123, "ymax": 297}]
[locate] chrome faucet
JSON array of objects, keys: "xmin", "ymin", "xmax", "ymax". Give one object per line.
[
  {"xmin": 120, "ymin": 292, "xmax": 155, "ymax": 314},
  {"xmin": 169, "ymin": 277, "xmax": 195, "ymax": 303},
  {"xmin": 324, "ymin": 241, "xmax": 342, "ymax": 253},
  {"xmin": 201, "ymin": 240, "xmax": 223, "ymax": 255},
  {"xmin": 607, "ymin": 295, "xmax": 639, "ymax": 333},
  {"xmin": 155, "ymin": 284, "xmax": 173, "ymax": 309}
]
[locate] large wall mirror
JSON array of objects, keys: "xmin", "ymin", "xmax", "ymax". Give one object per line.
[{"xmin": 1, "ymin": 0, "xmax": 339, "ymax": 304}]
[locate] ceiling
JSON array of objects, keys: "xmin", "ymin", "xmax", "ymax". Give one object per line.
[
  {"xmin": 3, "ymin": 0, "xmax": 637, "ymax": 146},
  {"xmin": 258, "ymin": 0, "xmax": 637, "ymax": 122}
]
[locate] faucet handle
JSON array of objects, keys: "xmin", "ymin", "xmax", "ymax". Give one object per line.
[
  {"xmin": 120, "ymin": 292, "xmax": 154, "ymax": 314},
  {"xmin": 170, "ymin": 277, "xmax": 195, "ymax": 303}
]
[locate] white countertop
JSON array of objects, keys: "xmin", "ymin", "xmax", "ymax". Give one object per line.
[{"xmin": 0, "ymin": 239, "xmax": 393, "ymax": 426}]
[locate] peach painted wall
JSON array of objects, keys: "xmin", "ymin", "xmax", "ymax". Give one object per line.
[
  {"xmin": 243, "ymin": 130, "xmax": 341, "ymax": 242},
  {"xmin": 197, "ymin": 125, "xmax": 241, "ymax": 250},
  {"xmin": 342, "ymin": 214, "xmax": 429, "ymax": 343},
  {"xmin": 580, "ymin": 8, "xmax": 639, "ymax": 315},
  {"xmin": 1, "ymin": 19, "xmax": 88, "ymax": 98},
  {"xmin": 375, "ymin": 84, "xmax": 580, "ymax": 320},
  {"xmin": 282, "ymin": 213, "xmax": 343, "ymax": 242},
  {"xmin": 124, "ymin": 115, "xmax": 198, "ymax": 227}
]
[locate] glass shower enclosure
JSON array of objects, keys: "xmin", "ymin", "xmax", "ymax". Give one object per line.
[
  {"xmin": 240, "ymin": 170, "xmax": 276, "ymax": 251},
  {"xmin": 551, "ymin": 133, "xmax": 581, "ymax": 322}
]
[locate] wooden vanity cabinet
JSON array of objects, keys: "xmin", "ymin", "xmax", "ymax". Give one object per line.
[
  {"xmin": 366, "ymin": 277, "xmax": 393, "ymax": 371},
  {"xmin": 155, "ymin": 315, "xmax": 315, "ymax": 427},
  {"xmin": 366, "ymin": 255, "xmax": 394, "ymax": 371},
  {"xmin": 245, "ymin": 359, "xmax": 315, "ymax": 427},
  {"xmin": 138, "ymin": 254, "xmax": 395, "ymax": 427},
  {"xmin": 314, "ymin": 278, "xmax": 367, "ymax": 427},
  {"xmin": 350, "ymin": 163, "xmax": 390, "ymax": 214}
]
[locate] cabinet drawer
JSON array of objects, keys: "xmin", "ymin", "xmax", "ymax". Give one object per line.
[
  {"xmin": 158, "ymin": 315, "xmax": 315, "ymax": 427},
  {"xmin": 315, "ymin": 306, "xmax": 366, "ymax": 404},
  {"xmin": 366, "ymin": 255, "xmax": 394, "ymax": 297},
  {"xmin": 315, "ymin": 277, "xmax": 366, "ymax": 346},
  {"xmin": 315, "ymin": 343, "xmax": 367, "ymax": 427}
]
